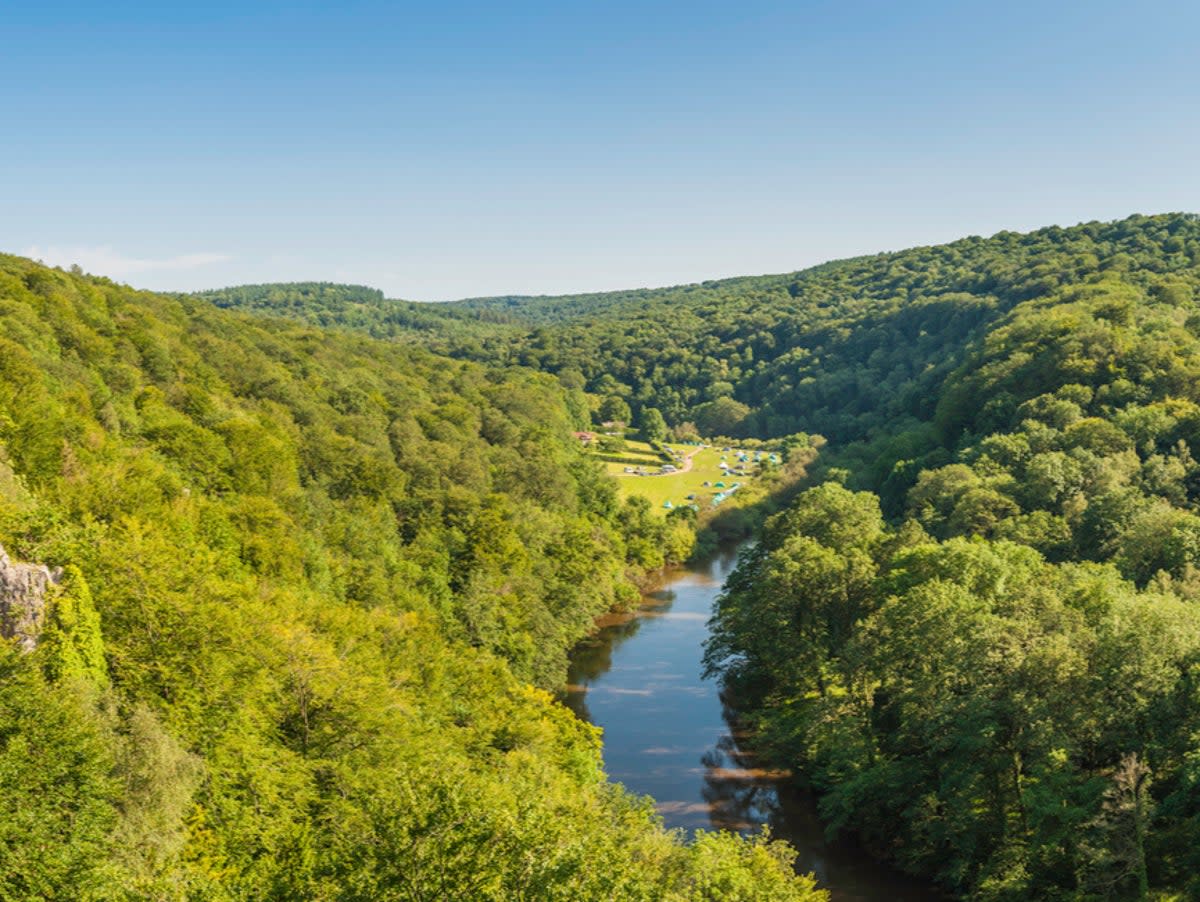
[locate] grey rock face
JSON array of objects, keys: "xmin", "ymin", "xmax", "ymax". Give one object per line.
[{"xmin": 0, "ymin": 544, "xmax": 60, "ymax": 651}]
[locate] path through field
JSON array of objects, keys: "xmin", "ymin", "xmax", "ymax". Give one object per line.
[{"xmin": 647, "ymin": 445, "xmax": 701, "ymax": 476}]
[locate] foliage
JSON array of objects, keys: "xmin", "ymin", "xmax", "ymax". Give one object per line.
[
  {"xmin": 709, "ymin": 484, "xmax": 1200, "ymax": 898},
  {"xmin": 639, "ymin": 407, "xmax": 668, "ymax": 443},
  {"xmin": 23, "ymin": 210, "xmax": 1200, "ymax": 898},
  {"xmin": 702, "ymin": 212, "xmax": 1200, "ymax": 899},
  {"xmin": 0, "ymin": 645, "xmax": 117, "ymax": 901},
  {"xmin": 204, "ymin": 215, "xmax": 1200, "ymax": 458},
  {"xmin": 0, "ymin": 257, "xmax": 820, "ymax": 900},
  {"xmin": 40, "ymin": 565, "xmax": 107, "ymax": 686}
]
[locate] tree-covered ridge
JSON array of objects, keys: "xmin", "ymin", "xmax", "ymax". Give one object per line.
[
  {"xmin": 202, "ymin": 214, "xmax": 1200, "ymax": 452},
  {"xmin": 190, "ymin": 280, "xmax": 524, "ymax": 344},
  {"xmin": 0, "ymin": 256, "xmax": 822, "ymax": 900},
  {"xmin": 706, "ymin": 243, "xmax": 1200, "ymax": 898},
  {"xmin": 450, "ymin": 214, "xmax": 1200, "ymax": 446},
  {"xmin": 195, "ymin": 281, "xmax": 385, "ymax": 311}
]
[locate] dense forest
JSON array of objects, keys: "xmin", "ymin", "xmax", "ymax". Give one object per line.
[
  {"xmin": 12, "ymin": 212, "xmax": 1200, "ymax": 900},
  {"xmin": 0, "ymin": 256, "xmax": 822, "ymax": 900},
  {"xmin": 700, "ymin": 217, "xmax": 1200, "ymax": 899},
  {"xmin": 204, "ymin": 213, "xmax": 1200, "ymax": 899},
  {"xmin": 202, "ymin": 215, "xmax": 1200, "ymax": 459}
]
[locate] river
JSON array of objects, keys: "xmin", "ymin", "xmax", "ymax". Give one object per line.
[{"xmin": 564, "ymin": 544, "xmax": 941, "ymax": 902}]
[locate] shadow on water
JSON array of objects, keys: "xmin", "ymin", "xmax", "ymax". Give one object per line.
[{"xmin": 564, "ymin": 544, "xmax": 944, "ymax": 902}]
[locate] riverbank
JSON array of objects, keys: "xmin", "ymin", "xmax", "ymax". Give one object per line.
[{"xmin": 564, "ymin": 544, "xmax": 942, "ymax": 901}]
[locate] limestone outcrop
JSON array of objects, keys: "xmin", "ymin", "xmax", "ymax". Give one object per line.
[{"xmin": 0, "ymin": 543, "xmax": 60, "ymax": 651}]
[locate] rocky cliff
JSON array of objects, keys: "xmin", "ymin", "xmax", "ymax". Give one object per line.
[{"xmin": 0, "ymin": 544, "xmax": 59, "ymax": 651}]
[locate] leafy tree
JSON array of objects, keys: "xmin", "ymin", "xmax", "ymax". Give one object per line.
[
  {"xmin": 39, "ymin": 565, "xmax": 107, "ymax": 686},
  {"xmin": 598, "ymin": 394, "xmax": 632, "ymax": 426},
  {"xmin": 693, "ymin": 397, "xmax": 751, "ymax": 437},
  {"xmin": 639, "ymin": 406, "xmax": 668, "ymax": 442},
  {"xmin": 0, "ymin": 648, "xmax": 117, "ymax": 901}
]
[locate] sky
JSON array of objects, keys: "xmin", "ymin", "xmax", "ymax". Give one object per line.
[{"xmin": 4, "ymin": 0, "xmax": 1199, "ymax": 301}]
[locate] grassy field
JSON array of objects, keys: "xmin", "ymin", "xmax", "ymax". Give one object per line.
[
  {"xmin": 592, "ymin": 438, "xmax": 664, "ymax": 469},
  {"xmin": 592, "ymin": 438, "xmax": 776, "ymax": 516}
]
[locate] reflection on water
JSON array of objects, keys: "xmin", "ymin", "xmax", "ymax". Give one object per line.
[
  {"xmin": 700, "ymin": 732, "xmax": 792, "ymax": 833},
  {"xmin": 564, "ymin": 545, "xmax": 942, "ymax": 902}
]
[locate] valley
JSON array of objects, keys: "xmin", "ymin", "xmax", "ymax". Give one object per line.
[{"xmin": 5, "ymin": 213, "xmax": 1200, "ymax": 899}]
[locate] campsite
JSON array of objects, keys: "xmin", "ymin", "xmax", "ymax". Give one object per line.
[{"xmin": 586, "ymin": 436, "xmax": 781, "ymax": 516}]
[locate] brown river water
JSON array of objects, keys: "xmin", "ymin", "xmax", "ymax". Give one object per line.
[{"xmin": 564, "ymin": 545, "xmax": 943, "ymax": 902}]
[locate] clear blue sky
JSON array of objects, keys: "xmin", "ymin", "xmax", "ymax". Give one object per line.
[{"xmin": 4, "ymin": 1, "xmax": 1199, "ymax": 300}]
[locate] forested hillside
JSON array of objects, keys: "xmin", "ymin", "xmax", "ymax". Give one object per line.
[
  {"xmin": 204, "ymin": 216, "xmax": 1200, "ymax": 457},
  {"xmin": 195, "ymin": 281, "xmax": 385, "ymax": 315},
  {"xmin": 702, "ymin": 220, "xmax": 1200, "ymax": 899},
  {"xmin": 54, "ymin": 212, "xmax": 1200, "ymax": 899},
  {"xmin": 0, "ymin": 256, "xmax": 822, "ymax": 900},
  {"xmin": 208, "ymin": 213, "xmax": 1200, "ymax": 898},
  {"xmin": 190, "ymin": 281, "xmax": 514, "ymax": 347}
]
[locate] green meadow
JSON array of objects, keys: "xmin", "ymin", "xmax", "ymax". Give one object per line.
[{"xmin": 593, "ymin": 439, "xmax": 774, "ymax": 516}]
